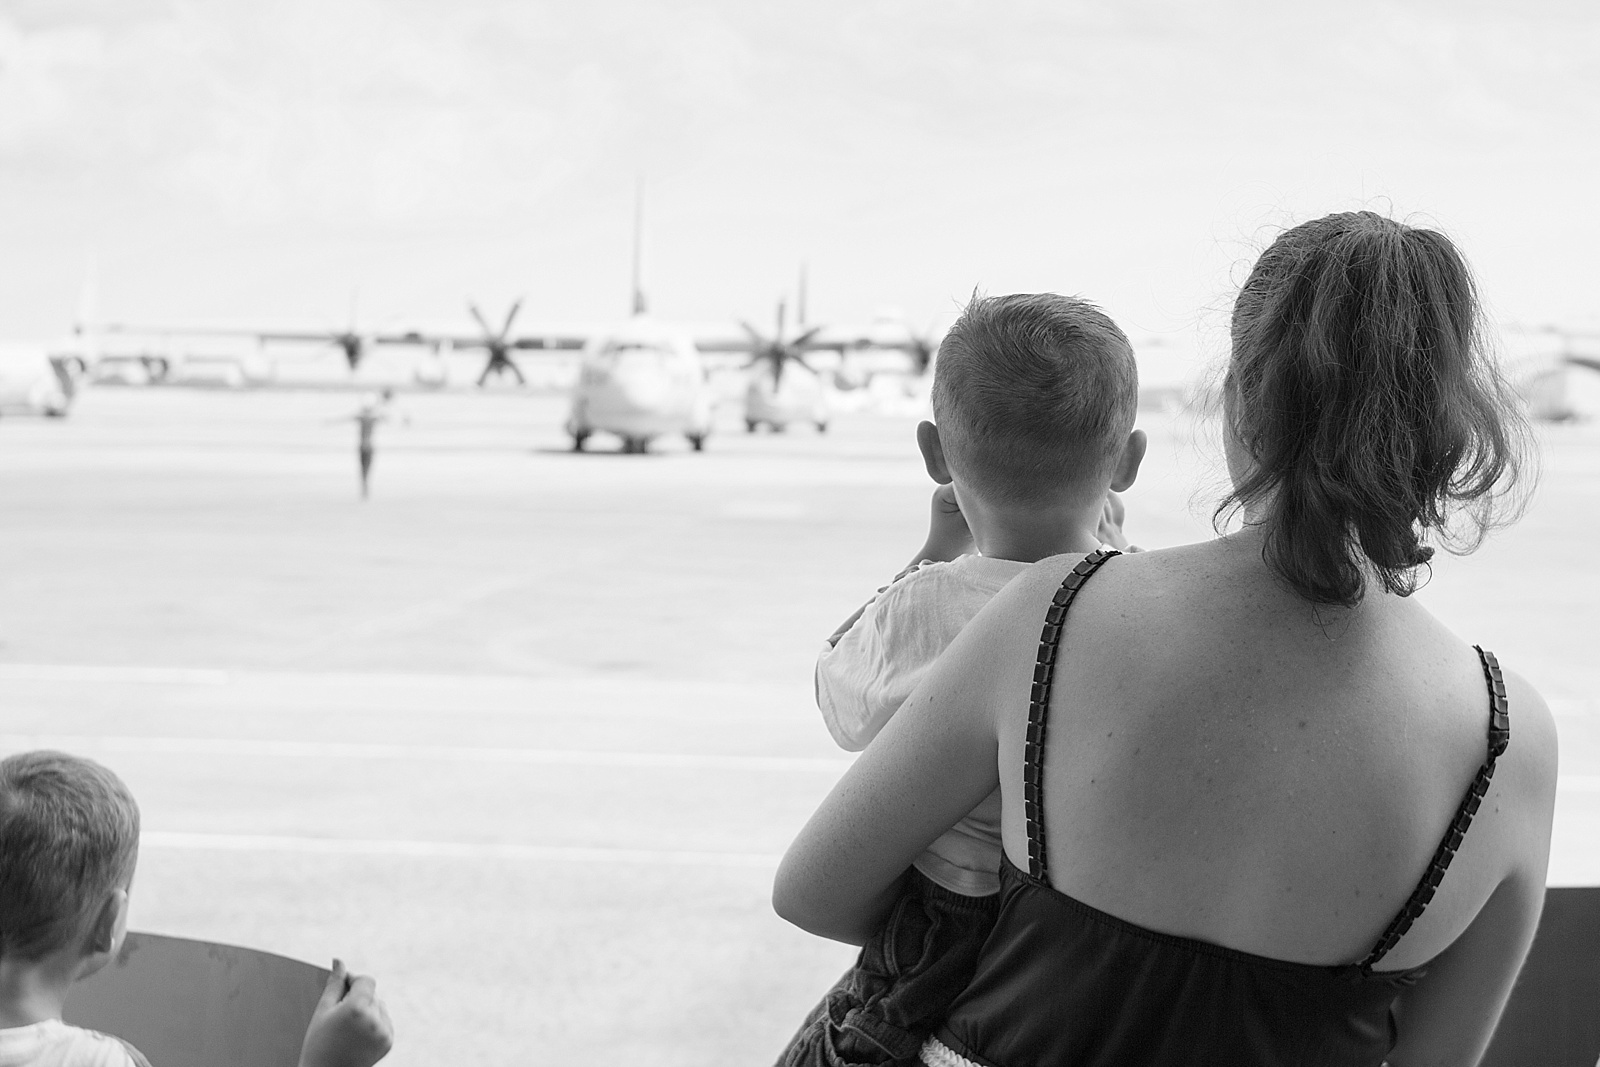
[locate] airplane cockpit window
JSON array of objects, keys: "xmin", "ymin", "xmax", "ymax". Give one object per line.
[
  {"xmin": 593, "ymin": 340, "xmax": 692, "ymax": 374},
  {"xmin": 600, "ymin": 340, "xmax": 671, "ymax": 358}
]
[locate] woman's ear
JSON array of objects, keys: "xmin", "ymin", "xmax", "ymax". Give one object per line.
[
  {"xmin": 1109, "ymin": 429, "xmax": 1147, "ymax": 492},
  {"xmin": 916, "ymin": 421, "xmax": 953, "ymax": 485}
]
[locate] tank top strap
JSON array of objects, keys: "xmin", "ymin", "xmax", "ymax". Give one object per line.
[
  {"xmin": 1356, "ymin": 645, "xmax": 1512, "ymax": 972},
  {"xmin": 1023, "ymin": 548, "xmax": 1120, "ymax": 882}
]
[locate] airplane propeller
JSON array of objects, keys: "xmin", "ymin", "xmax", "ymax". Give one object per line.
[
  {"xmin": 332, "ymin": 331, "xmax": 367, "ymax": 370},
  {"xmin": 741, "ymin": 299, "xmax": 824, "ymax": 388},
  {"xmin": 903, "ymin": 328, "xmax": 939, "ymax": 375},
  {"xmin": 469, "ymin": 299, "xmax": 527, "ymax": 386},
  {"xmin": 330, "ymin": 288, "xmax": 369, "ymax": 370},
  {"xmin": 852, "ymin": 319, "xmax": 941, "ymax": 376}
]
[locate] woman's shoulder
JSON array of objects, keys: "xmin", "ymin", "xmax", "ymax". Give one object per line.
[
  {"xmin": 1015, "ymin": 540, "xmax": 1244, "ymax": 621},
  {"xmin": 1490, "ymin": 664, "xmax": 1559, "ymax": 856},
  {"xmin": 1021, "ymin": 540, "xmax": 1216, "ymax": 588},
  {"xmin": 936, "ymin": 547, "xmax": 1144, "ymax": 678}
]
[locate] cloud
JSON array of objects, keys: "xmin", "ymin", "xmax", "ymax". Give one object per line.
[
  {"xmin": 0, "ymin": 15, "xmax": 111, "ymax": 166},
  {"xmin": 0, "ymin": 0, "xmax": 763, "ymax": 226},
  {"xmin": 1, "ymin": 0, "xmax": 1598, "ymax": 332}
]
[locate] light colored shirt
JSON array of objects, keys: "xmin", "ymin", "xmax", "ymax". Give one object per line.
[
  {"xmin": 816, "ymin": 553, "xmax": 1031, "ymax": 896},
  {"xmin": 0, "ymin": 1020, "xmax": 150, "ymax": 1067}
]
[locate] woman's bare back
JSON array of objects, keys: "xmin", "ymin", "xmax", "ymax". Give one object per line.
[{"xmin": 986, "ymin": 537, "xmax": 1557, "ymax": 973}]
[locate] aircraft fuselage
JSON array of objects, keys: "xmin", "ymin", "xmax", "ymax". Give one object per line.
[
  {"xmin": 566, "ymin": 321, "xmax": 713, "ymax": 452},
  {"xmin": 0, "ymin": 347, "xmax": 75, "ymax": 417}
]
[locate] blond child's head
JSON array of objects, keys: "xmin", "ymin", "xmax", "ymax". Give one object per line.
[{"xmin": 0, "ymin": 751, "xmax": 140, "ymax": 976}]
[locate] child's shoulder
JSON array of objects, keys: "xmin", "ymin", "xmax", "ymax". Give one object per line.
[
  {"xmin": 896, "ymin": 552, "xmax": 1029, "ymax": 586},
  {"xmin": 891, "ymin": 554, "xmax": 1031, "ymax": 600},
  {"xmin": 5, "ymin": 1021, "xmax": 154, "ymax": 1067}
]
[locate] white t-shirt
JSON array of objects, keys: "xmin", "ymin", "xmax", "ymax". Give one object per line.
[
  {"xmin": 816, "ymin": 553, "xmax": 1031, "ymax": 896},
  {"xmin": 0, "ymin": 1020, "xmax": 150, "ymax": 1067}
]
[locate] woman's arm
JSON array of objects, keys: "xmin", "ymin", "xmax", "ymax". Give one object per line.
[
  {"xmin": 1386, "ymin": 669, "xmax": 1560, "ymax": 1067},
  {"xmin": 773, "ymin": 557, "xmax": 1075, "ymax": 945}
]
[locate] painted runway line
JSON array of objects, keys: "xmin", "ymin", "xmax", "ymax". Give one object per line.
[
  {"xmin": 0, "ymin": 664, "xmax": 230, "ymax": 685},
  {"xmin": 141, "ymin": 830, "xmax": 782, "ymax": 867},
  {"xmin": 0, "ymin": 734, "xmax": 854, "ymax": 773},
  {"xmin": 3, "ymin": 735, "xmax": 1594, "ymax": 788}
]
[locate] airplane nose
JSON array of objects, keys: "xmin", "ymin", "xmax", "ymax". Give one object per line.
[{"xmin": 614, "ymin": 369, "xmax": 671, "ymax": 408}]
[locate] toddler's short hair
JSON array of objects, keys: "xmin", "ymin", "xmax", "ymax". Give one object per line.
[
  {"xmin": 0, "ymin": 751, "xmax": 140, "ymax": 961},
  {"xmin": 931, "ymin": 293, "xmax": 1138, "ymax": 504}
]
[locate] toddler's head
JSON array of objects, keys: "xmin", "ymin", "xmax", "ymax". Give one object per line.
[
  {"xmin": 0, "ymin": 751, "xmax": 140, "ymax": 976},
  {"xmin": 930, "ymin": 293, "xmax": 1139, "ymax": 507}
]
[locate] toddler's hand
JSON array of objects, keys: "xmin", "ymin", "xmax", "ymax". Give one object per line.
[
  {"xmin": 922, "ymin": 484, "xmax": 975, "ymax": 562},
  {"xmin": 1096, "ymin": 491, "xmax": 1143, "ymax": 553},
  {"xmin": 299, "ymin": 960, "xmax": 394, "ymax": 1067}
]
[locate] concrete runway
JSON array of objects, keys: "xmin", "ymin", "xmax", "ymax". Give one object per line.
[{"xmin": 0, "ymin": 386, "xmax": 1595, "ymax": 1065}]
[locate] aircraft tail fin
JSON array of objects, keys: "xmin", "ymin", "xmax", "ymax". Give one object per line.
[
  {"xmin": 73, "ymin": 253, "xmax": 101, "ymax": 365},
  {"xmin": 631, "ymin": 177, "xmax": 648, "ymax": 316}
]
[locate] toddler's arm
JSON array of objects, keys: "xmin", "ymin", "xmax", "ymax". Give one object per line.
[
  {"xmin": 818, "ymin": 487, "xmax": 975, "ymax": 749},
  {"xmin": 910, "ymin": 484, "xmax": 974, "ymax": 568},
  {"xmin": 824, "ymin": 486, "xmax": 972, "ymax": 648},
  {"xmin": 299, "ymin": 960, "xmax": 393, "ymax": 1067}
]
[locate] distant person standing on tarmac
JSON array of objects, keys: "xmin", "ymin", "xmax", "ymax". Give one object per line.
[{"xmin": 349, "ymin": 389, "xmax": 397, "ymax": 500}]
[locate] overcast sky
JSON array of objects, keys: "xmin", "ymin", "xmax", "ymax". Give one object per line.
[{"xmin": 1, "ymin": 0, "xmax": 1596, "ymax": 350}]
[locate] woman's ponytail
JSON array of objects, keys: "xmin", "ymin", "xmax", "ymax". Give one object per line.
[{"xmin": 1219, "ymin": 212, "xmax": 1529, "ymax": 607}]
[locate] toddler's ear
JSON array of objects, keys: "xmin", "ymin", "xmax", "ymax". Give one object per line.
[
  {"xmin": 81, "ymin": 888, "xmax": 129, "ymax": 975},
  {"xmin": 916, "ymin": 421, "xmax": 953, "ymax": 484},
  {"xmin": 1109, "ymin": 429, "xmax": 1148, "ymax": 493}
]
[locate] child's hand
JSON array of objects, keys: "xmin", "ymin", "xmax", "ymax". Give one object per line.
[
  {"xmin": 299, "ymin": 960, "xmax": 394, "ymax": 1067},
  {"xmin": 918, "ymin": 484, "xmax": 975, "ymax": 563},
  {"xmin": 1096, "ymin": 491, "xmax": 1143, "ymax": 553}
]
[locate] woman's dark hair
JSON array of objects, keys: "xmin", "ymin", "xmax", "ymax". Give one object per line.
[{"xmin": 1218, "ymin": 211, "xmax": 1530, "ymax": 607}]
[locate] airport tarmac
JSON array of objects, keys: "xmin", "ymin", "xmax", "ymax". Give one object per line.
[{"xmin": 0, "ymin": 386, "xmax": 1596, "ymax": 1066}]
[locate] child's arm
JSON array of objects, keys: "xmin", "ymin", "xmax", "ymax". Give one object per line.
[
  {"xmin": 908, "ymin": 484, "xmax": 974, "ymax": 568},
  {"xmin": 817, "ymin": 485, "xmax": 978, "ymax": 748},
  {"xmin": 824, "ymin": 486, "xmax": 973, "ymax": 648},
  {"xmin": 299, "ymin": 960, "xmax": 393, "ymax": 1067}
]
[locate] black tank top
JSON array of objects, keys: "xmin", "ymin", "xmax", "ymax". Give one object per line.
[{"xmin": 931, "ymin": 549, "xmax": 1512, "ymax": 1067}]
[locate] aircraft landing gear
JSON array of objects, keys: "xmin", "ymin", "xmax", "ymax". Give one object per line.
[
  {"xmin": 687, "ymin": 433, "xmax": 706, "ymax": 452},
  {"xmin": 621, "ymin": 436, "xmax": 651, "ymax": 454},
  {"xmin": 745, "ymin": 419, "xmax": 759, "ymax": 433},
  {"xmin": 571, "ymin": 429, "xmax": 590, "ymax": 452},
  {"xmin": 815, "ymin": 421, "xmax": 829, "ymax": 433}
]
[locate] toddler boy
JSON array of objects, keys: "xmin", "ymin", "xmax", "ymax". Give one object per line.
[
  {"xmin": 777, "ymin": 293, "xmax": 1146, "ymax": 1067},
  {"xmin": 0, "ymin": 750, "xmax": 392, "ymax": 1067}
]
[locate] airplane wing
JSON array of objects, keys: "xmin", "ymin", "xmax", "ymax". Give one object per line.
[
  {"xmin": 377, "ymin": 329, "xmax": 586, "ymax": 351},
  {"xmin": 690, "ymin": 325, "xmax": 879, "ymax": 355},
  {"xmin": 512, "ymin": 336, "xmax": 588, "ymax": 351},
  {"xmin": 100, "ymin": 323, "xmax": 429, "ymax": 349}
]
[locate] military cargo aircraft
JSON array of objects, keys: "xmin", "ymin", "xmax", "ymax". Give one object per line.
[
  {"xmin": 90, "ymin": 191, "xmax": 943, "ymax": 451},
  {"xmin": 1504, "ymin": 327, "xmax": 1600, "ymax": 421},
  {"xmin": 0, "ymin": 345, "xmax": 77, "ymax": 417}
]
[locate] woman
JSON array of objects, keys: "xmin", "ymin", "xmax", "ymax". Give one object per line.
[{"xmin": 774, "ymin": 212, "xmax": 1557, "ymax": 1067}]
